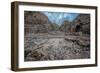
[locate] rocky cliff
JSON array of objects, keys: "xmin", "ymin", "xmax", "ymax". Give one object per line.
[
  {"xmin": 71, "ymin": 14, "xmax": 90, "ymax": 34},
  {"xmin": 24, "ymin": 11, "xmax": 53, "ymax": 34}
]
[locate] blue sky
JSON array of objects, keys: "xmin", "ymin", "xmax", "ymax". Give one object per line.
[{"xmin": 43, "ymin": 11, "xmax": 79, "ymax": 25}]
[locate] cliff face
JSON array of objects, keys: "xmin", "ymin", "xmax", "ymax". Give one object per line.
[
  {"xmin": 59, "ymin": 14, "xmax": 90, "ymax": 34},
  {"xmin": 71, "ymin": 14, "xmax": 90, "ymax": 34},
  {"xmin": 24, "ymin": 11, "xmax": 53, "ymax": 34}
]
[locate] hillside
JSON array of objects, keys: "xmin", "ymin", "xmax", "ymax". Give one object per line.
[
  {"xmin": 71, "ymin": 14, "xmax": 90, "ymax": 34},
  {"xmin": 24, "ymin": 11, "xmax": 53, "ymax": 34},
  {"xmin": 59, "ymin": 20, "xmax": 71, "ymax": 32}
]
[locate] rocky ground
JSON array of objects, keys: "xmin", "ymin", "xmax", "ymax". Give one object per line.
[{"xmin": 24, "ymin": 32, "xmax": 90, "ymax": 61}]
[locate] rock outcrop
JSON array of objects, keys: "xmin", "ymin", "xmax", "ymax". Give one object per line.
[
  {"xmin": 24, "ymin": 11, "xmax": 53, "ymax": 34},
  {"xmin": 71, "ymin": 14, "xmax": 90, "ymax": 34}
]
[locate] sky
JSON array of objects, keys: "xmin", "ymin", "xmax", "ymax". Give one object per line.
[{"xmin": 43, "ymin": 11, "xmax": 79, "ymax": 25}]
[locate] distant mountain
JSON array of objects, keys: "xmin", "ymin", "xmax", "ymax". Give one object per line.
[
  {"xmin": 51, "ymin": 23, "xmax": 60, "ymax": 31},
  {"xmin": 59, "ymin": 20, "xmax": 71, "ymax": 32}
]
